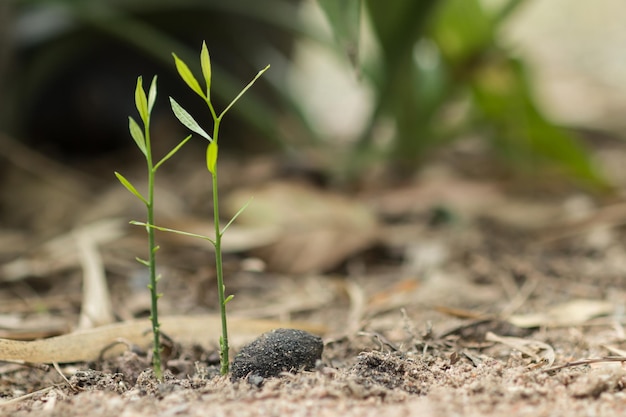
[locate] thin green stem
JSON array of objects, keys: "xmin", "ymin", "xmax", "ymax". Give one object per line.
[
  {"xmin": 210, "ymin": 118, "xmax": 229, "ymax": 375},
  {"xmin": 145, "ymin": 124, "xmax": 163, "ymax": 380},
  {"xmin": 212, "ymin": 169, "xmax": 229, "ymax": 375}
]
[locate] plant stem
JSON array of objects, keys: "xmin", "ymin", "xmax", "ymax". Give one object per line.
[
  {"xmin": 210, "ymin": 116, "xmax": 229, "ymax": 375},
  {"xmin": 212, "ymin": 168, "xmax": 229, "ymax": 375},
  {"xmin": 145, "ymin": 127, "xmax": 163, "ymax": 380}
]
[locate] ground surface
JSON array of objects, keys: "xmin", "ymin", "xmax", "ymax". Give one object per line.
[{"xmin": 1, "ymin": 136, "xmax": 626, "ymax": 417}]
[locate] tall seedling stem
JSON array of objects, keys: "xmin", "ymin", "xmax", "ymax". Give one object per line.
[{"xmin": 116, "ymin": 76, "xmax": 191, "ymax": 380}]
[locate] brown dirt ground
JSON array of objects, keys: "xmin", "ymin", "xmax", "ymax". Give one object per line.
[{"xmin": 2, "ymin": 137, "xmax": 626, "ymax": 416}]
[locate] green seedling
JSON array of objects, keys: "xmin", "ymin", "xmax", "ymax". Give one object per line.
[
  {"xmin": 115, "ymin": 76, "xmax": 192, "ymax": 380},
  {"xmin": 133, "ymin": 42, "xmax": 268, "ymax": 375}
]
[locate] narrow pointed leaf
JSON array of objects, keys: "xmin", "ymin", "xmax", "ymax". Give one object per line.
[
  {"xmin": 148, "ymin": 75, "xmax": 158, "ymax": 114},
  {"xmin": 155, "ymin": 134, "xmax": 192, "ymax": 171},
  {"xmin": 172, "ymin": 53, "xmax": 206, "ymax": 99},
  {"xmin": 224, "ymin": 295, "xmax": 234, "ymax": 305},
  {"xmin": 206, "ymin": 141, "xmax": 218, "ymax": 175},
  {"xmin": 130, "ymin": 221, "xmax": 216, "ymax": 245},
  {"xmin": 220, "ymin": 65, "xmax": 270, "ymax": 119},
  {"xmin": 169, "ymin": 97, "xmax": 212, "ymax": 141},
  {"xmin": 221, "ymin": 197, "xmax": 252, "ymax": 235},
  {"xmin": 134, "ymin": 76, "xmax": 149, "ymax": 124},
  {"xmin": 115, "ymin": 172, "xmax": 147, "ymax": 205},
  {"xmin": 128, "ymin": 116, "xmax": 147, "ymax": 156},
  {"xmin": 201, "ymin": 41, "xmax": 212, "ymax": 98},
  {"xmin": 135, "ymin": 257, "xmax": 150, "ymax": 267}
]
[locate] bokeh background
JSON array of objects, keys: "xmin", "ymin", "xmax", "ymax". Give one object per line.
[{"xmin": 1, "ymin": 0, "xmax": 624, "ymax": 190}]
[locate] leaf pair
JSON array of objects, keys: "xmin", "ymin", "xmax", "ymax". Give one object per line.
[
  {"xmin": 128, "ymin": 76, "xmax": 157, "ymax": 157},
  {"xmin": 173, "ymin": 41, "xmax": 212, "ymax": 101}
]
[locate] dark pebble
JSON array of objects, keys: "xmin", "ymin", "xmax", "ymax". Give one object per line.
[{"xmin": 230, "ymin": 328, "xmax": 323, "ymax": 382}]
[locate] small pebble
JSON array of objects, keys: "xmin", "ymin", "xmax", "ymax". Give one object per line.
[{"xmin": 230, "ymin": 328, "xmax": 323, "ymax": 382}]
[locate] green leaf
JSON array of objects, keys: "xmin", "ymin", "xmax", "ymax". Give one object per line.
[
  {"xmin": 128, "ymin": 116, "xmax": 147, "ymax": 156},
  {"xmin": 135, "ymin": 257, "xmax": 150, "ymax": 267},
  {"xmin": 221, "ymin": 197, "xmax": 252, "ymax": 235},
  {"xmin": 155, "ymin": 135, "xmax": 192, "ymax": 171},
  {"xmin": 172, "ymin": 53, "xmax": 206, "ymax": 99},
  {"xmin": 206, "ymin": 141, "xmax": 218, "ymax": 175},
  {"xmin": 220, "ymin": 65, "xmax": 270, "ymax": 119},
  {"xmin": 201, "ymin": 41, "xmax": 212, "ymax": 99},
  {"xmin": 169, "ymin": 97, "xmax": 212, "ymax": 141},
  {"xmin": 148, "ymin": 75, "xmax": 158, "ymax": 115},
  {"xmin": 317, "ymin": 0, "xmax": 361, "ymax": 67},
  {"xmin": 130, "ymin": 221, "xmax": 216, "ymax": 245},
  {"xmin": 134, "ymin": 76, "xmax": 149, "ymax": 124},
  {"xmin": 115, "ymin": 172, "xmax": 148, "ymax": 205},
  {"xmin": 224, "ymin": 295, "xmax": 234, "ymax": 305}
]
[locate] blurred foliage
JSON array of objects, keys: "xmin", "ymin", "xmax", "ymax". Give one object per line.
[
  {"xmin": 320, "ymin": 0, "xmax": 607, "ymax": 188},
  {"xmin": 4, "ymin": 0, "xmax": 315, "ymax": 157},
  {"xmin": 2, "ymin": 0, "xmax": 607, "ymax": 187}
]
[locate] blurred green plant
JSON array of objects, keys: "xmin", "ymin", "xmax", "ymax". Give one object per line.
[
  {"xmin": 8, "ymin": 0, "xmax": 607, "ymax": 188},
  {"xmin": 318, "ymin": 0, "xmax": 607, "ymax": 188}
]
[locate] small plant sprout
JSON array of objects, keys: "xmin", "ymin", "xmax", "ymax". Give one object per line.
[
  {"xmin": 173, "ymin": 42, "xmax": 268, "ymax": 375},
  {"xmin": 134, "ymin": 42, "xmax": 269, "ymax": 375},
  {"xmin": 115, "ymin": 76, "xmax": 192, "ymax": 380}
]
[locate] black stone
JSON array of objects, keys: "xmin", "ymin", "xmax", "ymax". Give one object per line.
[{"xmin": 230, "ymin": 328, "xmax": 323, "ymax": 381}]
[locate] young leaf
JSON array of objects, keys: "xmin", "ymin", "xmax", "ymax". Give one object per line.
[
  {"xmin": 128, "ymin": 116, "xmax": 147, "ymax": 156},
  {"xmin": 148, "ymin": 75, "xmax": 158, "ymax": 115},
  {"xmin": 169, "ymin": 97, "xmax": 212, "ymax": 141},
  {"xmin": 206, "ymin": 141, "xmax": 218, "ymax": 175},
  {"xmin": 221, "ymin": 197, "xmax": 253, "ymax": 235},
  {"xmin": 154, "ymin": 134, "xmax": 192, "ymax": 171},
  {"xmin": 224, "ymin": 295, "xmax": 234, "ymax": 305},
  {"xmin": 115, "ymin": 172, "xmax": 148, "ymax": 205},
  {"xmin": 172, "ymin": 53, "xmax": 206, "ymax": 99},
  {"xmin": 220, "ymin": 65, "xmax": 270, "ymax": 119},
  {"xmin": 201, "ymin": 41, "xmax": 212, "ymax": 98},
  {"xmin": 135, "ymin": 257, "xmax": 150, "ymax": 267},
  {"xmin": 135, "ymin": 76, "xmax": 149, "ymax": 124},
  {"xmin": 130, "ymin": 221, "xmax": 216, "ymax": 245}
]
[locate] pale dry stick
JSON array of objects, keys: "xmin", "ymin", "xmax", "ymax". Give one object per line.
[
  {"xmin": 0, "ymin": 386, "xmax": 56, "ymax": 407},
  {"xmin": 544, "ymin": 357, "xmax": 626, "ymax": 373},
  {"xmin": 74, "ymin": 228, "xmax": 115, "ymax": 329},
  {"xmin": 51, "ymin": 362, "xmax": 75, "ymax": 392},
  {"xmin": 344, "ymin": 278, "xmax": 367, "ymax": 334}
]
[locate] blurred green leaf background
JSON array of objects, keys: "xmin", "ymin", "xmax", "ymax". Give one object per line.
[{"xmin": 0, "ymin": 0, "xmax": 608, "ymax": 188}]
